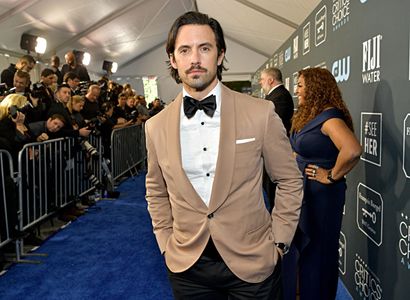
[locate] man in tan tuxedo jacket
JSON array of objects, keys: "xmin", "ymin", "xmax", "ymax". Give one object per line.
[{"xmin": 145, "ymin": 11, "xmax": 303, "ymax": 300}]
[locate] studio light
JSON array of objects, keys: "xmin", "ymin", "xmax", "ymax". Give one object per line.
[
  {"xmin": 20, "ymin": 33, "xmax": 47, "ymax": 54},
  {"xmin": 111, "ymin": 62, "xmax": 118, "ymax": 73},
  {"xmin": 73, "ymin": 50, "xmax": 91, "ymax": 66},
  {"xmin": 82, "ymin": 52, "xmax": 91, "ymax": 66},
  {"xmin": 102, "ymin": 60, "xmax": 118, "ymax": 74}
]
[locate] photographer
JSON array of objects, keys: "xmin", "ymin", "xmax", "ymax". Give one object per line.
[
  {"xmin": 0, "ymin": 94, "xmax": 31, "ymax": 162},
  {"xmin": 81, "ymin": 84, "xmax": 101, "ymax": 121},
  {"xmin": 27, "ymin": 114, "xmax": 65, "ymax": 141},
  {"xmin": 112, "ymin": 92, "xmax": 128, "ymax": 124},
  {"xmin": 47, "ymin": 83, "xmax": 91, "ymax": 138},
  {"xmin": 11, "ymin": 70, "xmax": 43, "ymax": 123},
  {"xmin": 67, "ymin": 95, "xmax": 86, "ymax": 129},
  {"xmin": 99, "ymin": 102, "xmax": 133, "ymax": 159},
  {"xmin": 1, "ymin": 54, "xmax": 36, "ymax": 89},
  {"xmin": 63, "ymin": 72, "xmax": 81, "ymax": 96},
  {"xmin": 34, "ymin": 68, "xmax": 56, "ymax": 114}
]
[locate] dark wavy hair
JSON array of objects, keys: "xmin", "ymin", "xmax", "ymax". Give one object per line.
[
  {"xmin": 291, "ymin": 67, "xmax": 354, "ymax": 133},
  {"xmin": 166, "ymin": 11, "xmax": 228, "ymax": 83}
]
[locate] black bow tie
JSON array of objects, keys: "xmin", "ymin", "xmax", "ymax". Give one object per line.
[{"xmin": 183, "ymin": 95, "xmax": 216, "ymax": 118}]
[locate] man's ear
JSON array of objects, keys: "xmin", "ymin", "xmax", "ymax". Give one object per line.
[
  {"xmin": 169, "ymin": 54, "xmax": 177, "ymax": 69},
  {"xmin": 217, "ymin": 50, "xmax": 225, "ymax": 66}
]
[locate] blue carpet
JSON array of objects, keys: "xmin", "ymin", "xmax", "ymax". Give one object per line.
[
  {"xmin": 0, "ymin": 173, "xmax": 351, "ymax": 299},
  {"xmin": 0, "ymin": 174, "xmax": 173, "ymax": 300}
]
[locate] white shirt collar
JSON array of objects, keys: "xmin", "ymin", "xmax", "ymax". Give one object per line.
[{"xmin": 267, "ymin": 83, "xmax": 283, "ymax": 95}]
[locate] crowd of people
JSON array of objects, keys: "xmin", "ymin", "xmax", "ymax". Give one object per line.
[
  {"xmin": 0, "ymin": 51, "xmax": 165, "ymax": 162},
  {"xmin": 0, "ymin": 51, "xmax": 163, "ymax": 265}
]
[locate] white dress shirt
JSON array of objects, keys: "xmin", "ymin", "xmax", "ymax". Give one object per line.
[{"xmin": 180, "ymin": 81, "xmax": 221, "ymax": 206}]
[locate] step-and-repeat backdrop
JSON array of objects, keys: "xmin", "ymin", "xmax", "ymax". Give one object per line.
[{"xmin": 252, "ymin": 0, "xmax": 410, "ymax": 298}]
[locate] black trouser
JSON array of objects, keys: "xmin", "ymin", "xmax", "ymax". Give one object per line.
[{"xmin": 167, "ymin": 239, "xmax": 282, "ymax": 300}]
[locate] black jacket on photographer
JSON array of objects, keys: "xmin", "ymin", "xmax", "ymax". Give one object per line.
[
  {"xmin": 0, "ymin": 116, "xmax": 34, "ymax": 164},
  {"xmin": 1, "ymin": 64, "xmax": 17, "ymax": 89},
  {"xmin": 30, "ymin": 82, "xmax": 54, "ymax": 120},
  {"xmin": 47, "ymin": 101, "xmax": 81, "ymax": 138},
  {"xmin": 10, "ymin": 89, "xmax": 44, "ymax": 124},
  {"xmin": 81, "ymin": 96, "xmax": 100, "ymax": 121}
]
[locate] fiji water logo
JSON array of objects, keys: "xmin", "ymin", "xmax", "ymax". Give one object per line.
[{"xmin": 362, "ymin": 34, "xmax": 382, "ymax": 84}]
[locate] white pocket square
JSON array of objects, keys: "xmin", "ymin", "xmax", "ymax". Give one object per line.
[{"xmin": 236, "ymin": 137, "xmax": 255, "ymax": 144}]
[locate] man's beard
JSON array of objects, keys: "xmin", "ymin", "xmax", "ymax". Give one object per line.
[{"xmin": 183, "ymin": 65, "xmax": 217, "ymax": 92}]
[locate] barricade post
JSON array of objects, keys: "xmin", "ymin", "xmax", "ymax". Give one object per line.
[{"xmin": 110, "ymin": 124, "xmax": 146, "ymax": 185}]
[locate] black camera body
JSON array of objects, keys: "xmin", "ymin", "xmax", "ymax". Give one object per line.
[
  {"xmin": 126, "ymin": 110, "xmax": 139, "ymax": 122},
  {"xmin": 30, "ymin": 82, "xmax": 48, "ymax": 99},
  {"xmin": 9, "ymin": 103, "xmax": 32, "ymax": 119},
  {"xmin": 86, "ymin": 115, "xmax": 103, "ymax": 135}
]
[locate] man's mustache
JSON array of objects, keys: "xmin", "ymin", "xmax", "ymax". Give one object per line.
[{"xmin": 186, "ymin": 65, "xmax": 207, "ymax": 74}]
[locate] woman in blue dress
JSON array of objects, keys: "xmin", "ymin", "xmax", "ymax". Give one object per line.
[{"xmin": 282, "ymin": 68, "xmax": 362, "ymax": 300}]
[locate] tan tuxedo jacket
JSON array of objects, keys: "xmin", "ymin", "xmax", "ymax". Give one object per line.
[{"xmin": 145, "ymin": 84, "xmax": 303, "ymax": 283}]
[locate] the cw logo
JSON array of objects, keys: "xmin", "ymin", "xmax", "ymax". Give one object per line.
[{"xmin": 332, "ymin": 56, "xmax": 350, "ymax": 82}]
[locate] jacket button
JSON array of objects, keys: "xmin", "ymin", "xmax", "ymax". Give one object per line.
[{"xmin": 208, "ymin": 213, "xmax": 214, "ymax": 219}]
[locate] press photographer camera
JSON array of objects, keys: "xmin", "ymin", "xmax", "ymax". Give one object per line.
[
  {"xmin": 30, "ymin": 82, "xmax": 48, "ymax": 99},
  {"xmin": 81, "ymin": 139, "xmax": 98, "ymax": 157},
  {"xmin": 9, "ymin": 103, "xmax": 33, "ymax": 119},
  {"xmin": 125, "ymin": 109, "xmax": 139, "ymax": 122},
  {"xmin": 85, "ymin": 115, "xmax": 103, "ymax": 136},
  {"xmin": 78, "ymin": 81, "xmax": 93, "ymax": 95}
]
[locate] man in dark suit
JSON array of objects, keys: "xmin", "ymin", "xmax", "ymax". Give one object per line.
[
  {"xmin": 260, "ymin": 67, "xmax": 294, "ymax": 134},
  {"xmin": 260, "ymin": 67, "xmax": 294, "ymax": 212},
  {"xmin": 145, "ymin": 11, "xmax": 303, "ymax": 300}
]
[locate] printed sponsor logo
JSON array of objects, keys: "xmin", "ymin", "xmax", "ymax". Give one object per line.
[
  {"xmin": 361, "ymin": 113, "xmax": 382, "ymax": 166},
  {"xmin": 292, "ymin": 72, "xmax": 298, "ymax": 98},
  {"xmin": 339, "ymin": 231, "xmax": 346, "ymax": 274},
  {"xmin": 403, "ymin": 114, "xmax": 410, "ymax": 178},
  {"xmin": 315, "ymin": 5, "xmax": 327, "ymax": 47},
  {"xmin": 273, "ymin": 53, "xmax": 278, "ymax": 68},
  {"xmin": 332, "ymin": 56, "xmax": 350, "ymax": 82},
  {"xmin": 356, "ymin": 183, "xmax": 383, "ymax": 246},
  {"xmin": 285, "ymin": 46, "xmax": 291, "ymax": 62},
  {"xmin": 279, "ymin": 51, "xmax": 284, "ymax": 67},
  {"xmin": 354, "ymin": 254, "xmax": 383, "ymax": 299},
  {"xmin": 285, "ymin": 77, "xmax": 290, "ymax": 91},
  {"xmin": 293, "ymin": 36, "xmax": 299, "ymax": 59},
  {"xmin": 399, "ymin": 212, "xmax": 410, "ymax": 270},
  {"xmin": 303, "ymin": 22, "xmax": 311, "ymax": 55},
  {"xmin": 362, "ymin": 34, "xmax": 382, "ymax": 84},
  {"xmin": 332, "ymin": 0, "xmax": 350, "ymax": 31}
]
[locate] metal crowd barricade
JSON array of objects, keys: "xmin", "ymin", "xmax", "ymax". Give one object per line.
[
  {"xmin": 110, "ymin": 124, "xmax": 146, "ymax": 184},
  {"xmin": 16, "ymin": 135, "xmax": 102, "ymax": 238},
  {"xmin": 0, "ymin": 150, "xmax": 15, "ymax": 250}
]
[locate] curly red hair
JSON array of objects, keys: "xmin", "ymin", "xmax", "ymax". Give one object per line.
[{"xmin": 291, "ymin": 67, "xmax": 353, "ymax": 133}]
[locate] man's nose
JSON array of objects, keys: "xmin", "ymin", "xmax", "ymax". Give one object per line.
[{"xmin": 190, "ymin": 48, "xmax": 201, "ymax": 64}]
